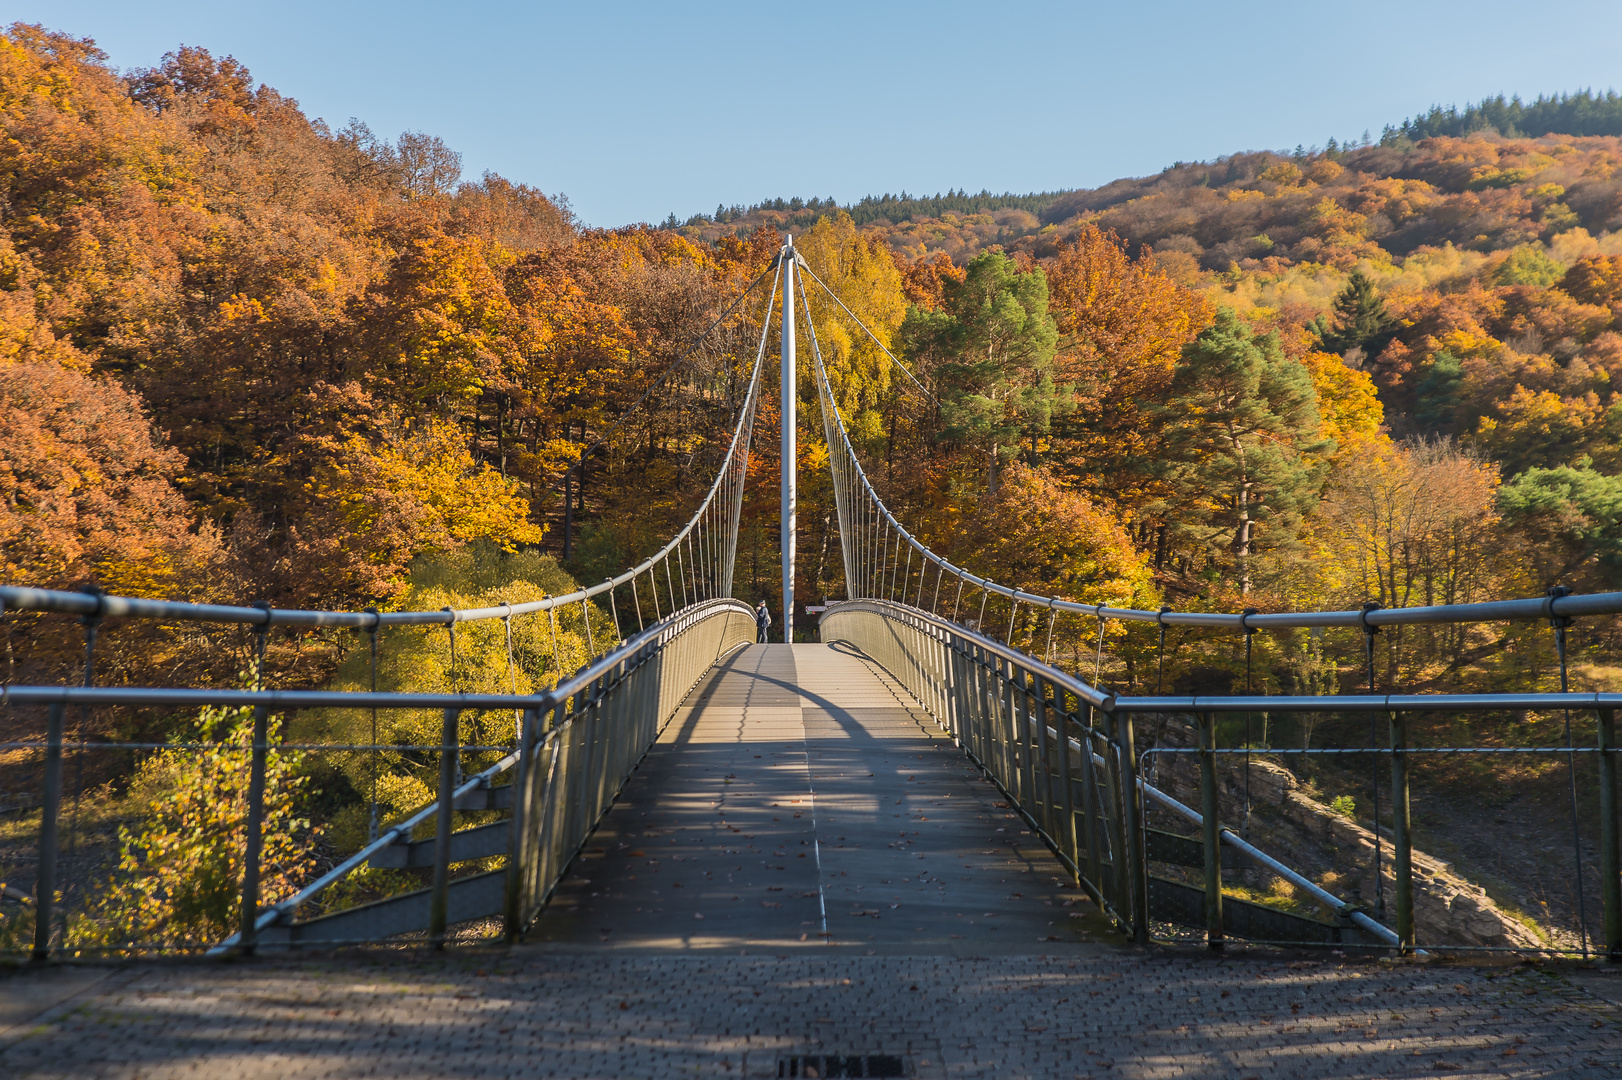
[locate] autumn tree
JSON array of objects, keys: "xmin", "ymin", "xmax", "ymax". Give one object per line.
[
  {"xmin": 896, "ymin": 250, "xmax": 965, "ymax": 310},
  {"xmin": 1301, "ymin": 349, "xmax": 1385, "ymax": 461},
  {"xmin": 1314, "ymin": 439, "xmax": 1512, "ymax": 681},
  {"xmin": 74, "ymin": 697, "xmax": 317, "ymax": 949},
  {"xmin": 1562, "ymin": 254, "xmax": 1622, "ymax": 311},
  {"xmin": 449, "ymin": 173, "xmax": 576, "ymax": 253},
  {"xmin": 396, "ymin": 131, "xmax": 462, "ymax": 202},
  {"xmin": 1041, "ymin": 223, "xmax": 1212, "ymax": 512},
  {"xmin": 0, "ymin": 359, "xmax": 233, "ymax": 696},
  {"xmin": 305, "ymin": 542, "xmax": 609, "ymax": 846},
  {"xmin": 796, "ymin": 211, "xmax": 908, "ymax": 424},
  {"xmin": 958, "ymin": 462, "xmax": 1158, "ymax": 611}
]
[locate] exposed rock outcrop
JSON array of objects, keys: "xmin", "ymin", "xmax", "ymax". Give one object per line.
[{"xmin": 1147, "ymin": 722, "xmax": 1546, "ymax": 950}]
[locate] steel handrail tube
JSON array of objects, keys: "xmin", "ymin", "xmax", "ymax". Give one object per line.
[{"xmin": 810, "ymin": 335, "xmax": 1622, "ymax": 633}]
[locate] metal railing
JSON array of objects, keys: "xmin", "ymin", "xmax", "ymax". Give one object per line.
[
  {"xmin": 505, "ymin": 599, "xmax": 755, "ymax": 934},
  {"xmin": 800, "ymin": 273, "xmax": 1621, "ymax": 958},
  {"xmin": 5, "ymin": 599, "xmax": 754, "ymax": 957},
  {"xmin": 0, "ymin": 260, "xmax": 785, "ymax": 958},
  {"xmin": 821, "ymin": 598, "xmax": 1622, "ymax": 958}
]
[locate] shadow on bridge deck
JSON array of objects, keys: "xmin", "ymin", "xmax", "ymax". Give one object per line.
[{"xmin": 532, "ymin": 643, "xmax": 1117, "ymax": 953}]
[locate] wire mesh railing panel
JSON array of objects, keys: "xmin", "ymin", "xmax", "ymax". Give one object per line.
[
  {"xmin": 820, "ymin": 599, "xmax": 1622, "ymax": 957},
  {"xmin": 1, "ymin": 601, "xmax": 756, "ymax": 956}
]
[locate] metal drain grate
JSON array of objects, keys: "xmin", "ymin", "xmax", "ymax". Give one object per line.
[{"xmin": 777, "ymin": 1054, "xmax": 906, "ymax": 1078}]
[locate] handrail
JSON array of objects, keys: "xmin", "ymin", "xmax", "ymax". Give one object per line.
[
  {"xmin": 2, "ymin": 599, "xmax": 753, "ymax": 714},
  {"xmin": 822, "ymin": 597, "xmax": 1402, "ymax": 947},
  {"xmin": 823, "ymin": 598, "xmax": 1622, "ymax": 714},
  {"xmin": 192, "ymin": 596, "xmax": 753, "ymax": 955},
  {"xmin": 845, "ymin": 516, "xmax": 1622, "ymax": 631},
  {"xmin": 806, "ymin": 316, "xmax": 1622, "ymax": 630}
]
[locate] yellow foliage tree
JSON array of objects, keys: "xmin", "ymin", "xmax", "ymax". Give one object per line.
[
  {"xmin": 956, "ymin": 463, "xmax": 1158, "ymax": 655},
  {"xmin": 375, "ymin": 235, "xmax": 522, "ymax": 406},
  {"xmin": 306, "ymin": 543, "xmax": 613, "ymax": 848},
  {"xmin": 1474, "ymin": 386, "xmax": 1615, "ymax": 474},
  {"xmin": 1314, "ymin": 440, "xmax": 1510, "ymax": 617},
  {"xmin": 299, "ymin": 413, "xmax": 545, "ymax": 600},
  {"xmin": 1301, "ymin": 349, "xmax": 1386, "ymax": 462},
  {"xmin": 71, "ymin": 699, "xmax": 316, "ymax": 950},
  {"xmin": 795, "ymin": 211, "xmax": 908, "ymax": 422}
]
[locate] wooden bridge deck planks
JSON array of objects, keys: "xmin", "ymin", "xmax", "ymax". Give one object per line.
[{"xmin": 531, "ymin": 643, "xmax": 1114, "ymax": 952}]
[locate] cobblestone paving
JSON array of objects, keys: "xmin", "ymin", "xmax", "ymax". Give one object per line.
[{"xmin": 5, "ymin": 949, "xmax": 1622, "ymax": 1078}]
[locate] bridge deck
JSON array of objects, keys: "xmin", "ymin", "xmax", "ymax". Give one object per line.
[{"xmin": 533, "ymin": 643, "xmax": 1109, "ymax": 951}]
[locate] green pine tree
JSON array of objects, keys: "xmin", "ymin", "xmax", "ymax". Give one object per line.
[
  {"xmin": 1153, "ymin": 308, "xmax": 1332, "ymax": 594},
  {"xmin": 899, "ymin": 251, "xmax": 1066, "ymax": 494},
  {"xmin": 1317, "ymin": 269, "xmax": 1393, "ymax": 358}
]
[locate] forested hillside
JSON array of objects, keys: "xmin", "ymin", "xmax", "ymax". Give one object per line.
[
  {"xmin": 0, "ymin": 25, "xmax": 788, "ymax": 691},
  {"xmin": 4, "ymin": 22, "xmax": 1620, "ymax": 712}
]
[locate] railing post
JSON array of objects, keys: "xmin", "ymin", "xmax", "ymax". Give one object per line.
[
  {"xmin": 506, "ymin": 706, "xmax": 539, "ymax": 942},
  {"xmin": 1080, "ymin": 704, "xmax": 1103, "ymax": 896},
  {"xmin": 1033, "ymin": 676, "xmax": 1054, "ymax": 840},
  {"xmin": 998, "ymin": 660, "xmax": 1017, "ymax": 804},
  {"xmin": 33, "ymin": 702, "xmax": 64, "ymax": 961},
  {"xmin": 1016, "ymin": 671, "xmax": 1038, "ymax": 819},
  {"xmin": 1102, "ymin": 710, "xmax": 1129, "ymax": 918},
  {"xmin": 430, "ymin": 707, "xmax": 459, "ymax": 949},
  {"xmin": 1389, "ymin": 709, "xmax": 1414, "ymax": 953},
  {"xmin": 239, "ymin": 704, "xmax": 270, "ymax": 955},
  {"xmin": 1115, "ymin": 708, "xmax": 1150, "ymax": 944},
  {"xmin": 1599, "ymin": 707, "xmax": 1621, "ymax": 961},
  {"xmin": 1056, "ymin": 695, "xmax": 1078, "ymax": 883},
  {"xmin": 947, "ymin": 637, "xmax": 965, "ymax": 745},
  {"xmin": 1198, "ymin": 711, "xmax": 1224, "ymax": 951}
]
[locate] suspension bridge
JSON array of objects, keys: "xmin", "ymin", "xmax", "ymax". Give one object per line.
[{"xmin": 5, "ymin": 238, "xmax": 1622, "ymax": 1076}]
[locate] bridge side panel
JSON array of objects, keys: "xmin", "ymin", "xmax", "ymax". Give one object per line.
[
  {"xmin": 509, "ymin": 604, "xmax": 754, "ymax": 934},
  {"xmin": 823, "ymin": 603, "xmax": 1132, "ymax": 931}
]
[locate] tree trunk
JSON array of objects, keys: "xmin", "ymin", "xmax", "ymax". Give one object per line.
[
  {"xmin": 496, "ymin": 395, "xmax": 507, "ymax": 479},
  {"xmin": 1230, "ymin": 434, "xmax": 1252, "ymax": 595}
]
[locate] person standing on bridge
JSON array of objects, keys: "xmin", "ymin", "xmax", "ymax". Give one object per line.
[{"xmin": 754, "ymin": 600, "xmax": 772, "ymax": 643}]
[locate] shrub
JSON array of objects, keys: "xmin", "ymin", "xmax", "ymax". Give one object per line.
[{"xmin": 70, "ymin": 696, "xmax": 316, "ymax": 950}]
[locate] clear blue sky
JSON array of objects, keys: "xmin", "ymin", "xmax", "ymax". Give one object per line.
[{"xmin": 21, "ymin": 1, "xmax": 1622, "ymax": 227}]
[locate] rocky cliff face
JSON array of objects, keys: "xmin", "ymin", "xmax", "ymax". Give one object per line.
[{"xmin": 1147, "ymin": 721, "xmax": 1546, "ymax": 950}]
